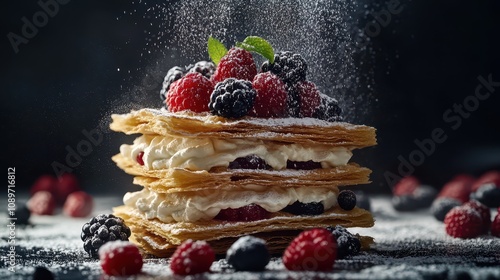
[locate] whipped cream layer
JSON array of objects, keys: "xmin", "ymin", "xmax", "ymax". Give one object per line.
[
  {"xmin": 120, "ymin": 135, "xmax": 352, "ymax": 171},
  {"xmin": 123, "ymin": 187, "xmax": 337, "ymax": 223}
]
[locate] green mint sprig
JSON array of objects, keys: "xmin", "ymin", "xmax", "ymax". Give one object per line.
[
  {"xmin": 236, "ymin": 36, "xmax": 275, "ymax": 64},
  {"xmin": 207, "ymin": 36, "xmax": 228, "ymax": 65}
]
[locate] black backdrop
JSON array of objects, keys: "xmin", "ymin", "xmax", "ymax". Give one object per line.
[{"xmin": 2, "ymin": 0, "xmax": 499, "ymax": 195}]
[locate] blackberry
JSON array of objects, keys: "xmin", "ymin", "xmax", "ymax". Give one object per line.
[
  {"xmin": 338, "ymin": 190, "xmax": 357, "ymax": 211},
  {"xmin": 312, "ymin": 93, "xmax": 343, "ymax": 122},
  {"xmin": 187, "ymin": 61, "xmax": 216, "ymax": 79},
  {"xmin": 326, "ymin": 225, "xmax": 361, "ymax": 258},
  {"xmin": 286, "ymin": 160, "xmax": 322, "ymax": 170},
  {"xmin": 283, "ymin": 201, "xmax": 324, "ymax": 215},
  {"xmin": 470, "ymin": 183, "xmax": 500, "ymax": 208},
  {"xmin": 160, "ymin": 66, "xmax": 185, "ymax": 101},
  {"xmin": 228, "ymin": 155, "xmax": 270, "ymax": 170},
  {"xmin": 209, "ymin": 78, "xmax": 256, "ymax": 119},
  {"xmin": 81, "ymin": 214, "xmax": 131, "ymax": 258},
  {"xmin": 285, "ymin": 84, "xmax": 301, "ymax": 117},
  {"xmin": 226, "ymin": 235, "xmax": 270, "ymax": 271},
  {"xmin": 261, "ymin": 51, "xmax": 307, "ymax": 85}
]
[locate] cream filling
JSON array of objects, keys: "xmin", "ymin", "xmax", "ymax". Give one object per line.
[
  {"xmin": 123, "ymin": 187, "xmax": 337, "ymax": 223},
  {"xmin": 120, "ymin": 135, "xmax": 352, "ymax": 171}
]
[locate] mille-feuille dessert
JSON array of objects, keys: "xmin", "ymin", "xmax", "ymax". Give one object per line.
[{"xmin": 110, "ymin": 36, "xmax": 377, "ymax": 256}]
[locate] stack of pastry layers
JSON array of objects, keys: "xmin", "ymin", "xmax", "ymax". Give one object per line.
[{"xmin": 110, "ymin": 108, "xmax": 377, "ymax": 256}]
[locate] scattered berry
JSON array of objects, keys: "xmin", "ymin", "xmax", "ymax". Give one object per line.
[
  {"xmin": 444, "ymin": 206, "xmax": 483, "ymax": 238},
  {"xmin": 463, "ymin": 200, "xmax": 491, "ymax": 234},
  {"xmin": 166, "ymin": 72, "xmax": 214, "ymax": 113},
  {"xmin": 296, "ymin": 81, "xmax": 321, "ymax": 118},
  {"xmin": 412, "ymin": 185, "xmax": 438, "ymax": 208},
  {"xmin": 261, "ymin": 51, "xmax": 307, "ymax": 85},
  {"xmin": 392, "ymin": 195, "xmax": 419, "ymax": 212},
  {"xmin": 55, "ymin": 173, "xmax": 81, "ymax": 205},
  {"xmin": 63, "ymin": 191, "xmax": 94, "ymax": 218},
  {"xmin": 326, "ymin": 225, "xmax": 361, "ymax": 258},
  {"xmin": 355, "ymin": 191, "xmax": 371, "ymax": 211},
  {"xmin": 282, "ymin": 228, "xmax": 336, "ymax": 271},
  {"xmin": 392, "ymin": 177, "xmax": 437, "ymax": 211},
  {"xmin": 81, "ymin": 214, "xmax": 131, "ymax": 258},
  {"xmin": 211, "ymin": 47, "xmax": 257, "ymax": 84},
  {"xmin": 12, "ymin": 204, "xmax": 31, "ymax": 225},
  {"xmin": 437, "ymin": 180, "xmax": 472, "ymax": 203},
  {"xmin": 283, "ymin": 201, "xmax": 324, "ymax": 215},
  {"xmin": 470, "ymin": 183, "xmax": 500, "ymax": 208},
  {"xmin": 170, "ymin": 239, "xmax": 215, "ymax": 275},
  {"xmin": 393, "ymin": 176, "xmax": 420, "ymax": 196},
  {"xmin": 431, "ymin": 197, "xmax": 462, "ymax": 222},
  {"xmin": 99, "ymin": 240, "xmax": 143, "ymax": 276},
  {"xmin": 33, "ymin": 267, "xmax": 54, "ymax": 280},
  {"xmin": 450, "ymin": 173, "xmax": 476, "ymax": 185},
  {"xmin": 286, "ymin": 160, "xmax": 322, "ymax": 170},
  {"xmin": 471, "ymin": 170, "xmax": 500, "ymax": 192},
  {"xmin": 27, "ymin": 191, "xmax": 56, "ymax": 215},
  {"xmin": 228, "ymin": 155, "xmax": 270, "ymax": 170},
  {"xmin": 312, "ymin": 93, "xmax": 343, "ymax": 122},
  {"xmin": 187, "ymin": 60, "xmax": 216, "ymax": 79},
  {"xmin": 338, "ymin": 190, "xmax": 357, "ymax": 211},
  {"xmin": 249, "ymin": 72, "xmax": 288, "ymax": 117},
  {"xmin": 136, "ymin": 151, "xmax": 145, "ymax": 166},
  {"xmin": 492, "ymin": 212, "xmax": 500, "ymax": 237},
  {"xmin": 29, "ymin": 174, "xmax": 57, "ymax": 197},
  {"xmin": 160, "ymin": 66, "xmax": 185, "ymax": 101},
  {"xmin": 226, "ymin": 236, "xmax": 270, "ymax": 271},
  {"xmin": 209, "ymin": 78, "xmax": 256, "ymax": 118},
  {"xmin": 215, "ymin": 204, "xmax": 270, "ymax": 222}
]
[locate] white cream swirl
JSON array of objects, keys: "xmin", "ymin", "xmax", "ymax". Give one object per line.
[
  {"xmin": 120, "ymin": 135, "xmax": 352, "ymax": 171},
  {"xmin": 123, "ymin": 187, "xmax": 337, "ymax": 223}
]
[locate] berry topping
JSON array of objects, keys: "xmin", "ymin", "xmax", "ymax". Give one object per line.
[
  {"xmin": 438, "ymin": 179, "xmax": 472, "ymax": 203},
  {"xmin": 166, "ymin": 72, "xmax": 214, "ymax": 113},
  {"xmin": 33, "ymin": 267, "xmax": 54, "ymax": 280},
  {"xmin": 283, "ymin": 201, "xmax": 324, "ymax": 216},
  {"xmin": 228, "ymin": 155, "xmax": 270, "ymax": 170},
  {"xmin": 63, "ymin": 191, "xmax": 94, "ymax": 218},
  {"xmin": 209, "ymin": 78, "xmax": 256, "ymax": 118},
  {"xmin": 249, "ymin": 72, "xmax": 288, "ymax": 117},
  {"xmin": 444, "ymin": 206, "xmax": 483, "ymax": 238},
  {"xmin": 211, "ymin": 47, "xmax": 257, "ymax": 84},
  {"xmin": 226, "ymin": 235, "xmax": 270, "ymax": 271},
  {"xmin": 431, "ymin": 197, "xmax": 462, "ymax": 222},
  {"xmin": 312, "ymin": 93, "xmax": 343, "ymax": 122},
  {"xmin": 160, "ymin": 66, "xmax": 185, "ymax": 101},
  {"xmin": 170, "ymin": 239, "xmax": 215, "ymax": 275},
  {"xmin": 215, "ymin": 204, "xmax": 270, "ymax": 222},
  {"xmin": 81, "ymin": 214, "xmax": 131, "ymax": 258},
  {"xmin": 187, "ymin": 60, "xmax": 216, "ymax": 79},
  {"xmin": 27, "ymin": 191, "xmax": 56, "ymax": 216},
  {"xmin": 136, "ymin": 151, "xmax": 145, "ymax": 166},
  {"xmin": 471, "ymin": 170, "xmax": 500, "ymax": 192},
  {"xmin": 492, "ymin": 212, "xmax": 500, "ymax": 237},
  {"xmin": 470, "ymin": 183, "xmax": 500, "ymax": 208},
  {"xmin": 282, "ymin": 228, "xmax": 336, "ymax": 271},
  {"xmin": 286, "ymin": 160, "xmax": 322, "ymax": 170},
  {"xmin": 338, "ymin": 190, "xmax": 357, "ymax": 211},
  {"xmin": 261, "ymin": 51, "xmax": 307, "ymax": 85},
  {"xmin": 463, "ymin": 200, "xmax": 491, "ymax": 234},
  {"xmin": 55, "ymin": 173, "xmax": 81, "ymax": 205},
  {"xmin": 326, "ymin": 225, "xmax": 361, "ymax": 258},
  {"xmin": 296, "ymin": 80, "xmax": 321, "ymax": 118},
  {"xmin": 99, "ymin": 240, "xmax": 143, "ymax": 276}
]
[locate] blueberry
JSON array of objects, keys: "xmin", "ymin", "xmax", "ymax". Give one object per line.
[
  {"xmin": 413, "ymin": 185, "xmax": 438, "ymax": 208},
  {"xmin": 430, "ymin": 197, "xmax": 462, "ymax": 221},
  {"xmin": 228, "ymin": 155, "xmax": 269, "ymax": 170},
  {"xmin": 283, "ymin": 201, "xmax": 324, "ymax": 215},
  {"xmin": 286, "ymin": 160, "xmax": 322, "ymax": 170},
  {"xmin": 33, "ymin": 267, "xmax": 54, "ymax": 280},
  {"xmin": 226, "ymin": 236, "xmax": 270, "ymax": 271},
  {"xmin": 392, "ymin": 195, "xmax": 420, "ymax": 211},
  {"xmin": 338, "ymin": 190, "xmax": 357, "ymax": 211},
  {"xmin": 470, "ymin": 183, "xmax": 500, "ymax": 208}
]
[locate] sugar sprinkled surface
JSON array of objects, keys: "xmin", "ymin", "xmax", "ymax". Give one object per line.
[{"xmin": 1, "ymin": 196, "xmax": 499, "ymax": 279}]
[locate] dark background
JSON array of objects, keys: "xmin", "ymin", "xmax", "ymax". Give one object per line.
[{"xmin": 2, "ymin": 0, "xmax": 499, "ymax": 196}]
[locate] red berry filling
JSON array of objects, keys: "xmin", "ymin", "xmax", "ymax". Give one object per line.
[
  {"xmin": 136, "ymin": 151, "xmax": 145, "ymax": 166},
  {"xmin": 215, "ymin": 204, "xmax": 270, "ymax": 222},
  {"xmin": 170, "ymin": 239, "xmax": 215, "ymax": 275}
]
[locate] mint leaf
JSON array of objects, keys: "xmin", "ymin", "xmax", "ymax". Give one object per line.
[
  {"xmin": 208, "ymin": 36, "xmax": 228, "ymax": 65},
  {"xmin": 236, "ymin": 36, "xmax": 275, "ymax": 63}
]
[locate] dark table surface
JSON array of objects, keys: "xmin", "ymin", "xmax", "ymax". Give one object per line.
[{"xmin": 1, "ymin": 196, "xmax": 499, "ymax": 280}]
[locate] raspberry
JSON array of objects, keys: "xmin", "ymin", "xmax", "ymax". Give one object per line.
[
  {"xmin": 338, "ymin": 190, "xmax": 357, "ymax": 211},
  {"xmin": 30, "ymin": 174, "xmax": 57, "ymax": 197},
  {"xmin": 55, "ymin": 173, "xmax": 81, "ymax": 205},
  {"xmin": 170, "ymin": 239, "xmax": 215, "ymax": 275},
  {"xmin": 187, "ymin": 60, "xmax": 216, "ymax": 79},
  {"xmin": 28, "ymin": 191, "xmax": 56, "ymax": 215},
  {"xmin": 286, "ymin": 160, "xmax": 322, "ymax": 170},
  {"xmin": 297, "ymin": 81, "xmax": 321, "ymax": 118},
  {"xmin": 226, "ymin": 236, "xmax": 270, "ymax": 271},
  {"xmin": 99, "ymin": 240, "xmax": 143, "ymax": 276},
  {"xmin": 81, "ymin": 214, "xmax": 131, "ymax": 258},
  {"xmin": 249, "ymin": 72, "xmax": 287, "ymax": 117},
  {"xmin": 444, "ymin": 206, "xmax": 483, "ymax": 238},
  {"xmin": 326, "ymin": 225, "xmax": 361, "ymax": 258},
  {"xmin": 492, "ymin": 212, "xmax": 500, "ymax": 237},
  {"xmin": 312, "ymin": 93, "xmax": 343, "ymax": 122},
  {"xmin": 211, "ymin": 47, "xmax": 257, "ymax": 84},
  {"xmin": 228, "ymin": 155, "xmax": 270, "ymax": 170},
  {"xmin": 450, "ymin": 173, "xmax": 476, "ymax": 185},
  {"xmin": 437, "ymin": 180, "xmax": 471, "ymax": 203},
  {"xmin": 166, "ymin": 72, "xmax": 214, "ymax": 113},
  {"xmin": 393, "ymin": 176, "xmax": 420, "ymax": 196},
  {"xmin": 63, "ymin": 191, "xmax": 94, "ymax": 218},
  {"xmin": 283, "ymin": 201, "xmax": 324, "ymax": 215},
  {"xmin": 431, "ymin": 197, "xmax": 462, "ymax": 222},
  {"xmin": 471, "ymin": 170, "xmax": 500, "ymax": 192},
  {"xmin": 261, "ymin": 51, "xmax": 307, "ymax": 85},
  {"xmin": 160, "ymin": 66, "xmax": 185, "ymax": 102},
  {"xmin": 282, "ymin": 228, "xmax": 336, "ymax": 271},
  {"xmin": 463, "ymin": 200, "xmax": 491, "ymax": 234},
  {"xmin": 215, "ymin": 204, "xmax": 270, "ymax": 222},
  {"xmin": 136, "ymin": 151, "xmax": 145, "ymax": 166},
  {"xmin": 470, "ymin": 183, "xmax": 500, "ymax": 208},
  {"xmin": 209, "ymin": 78, "xmax": 256, "ymax": 118}
]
